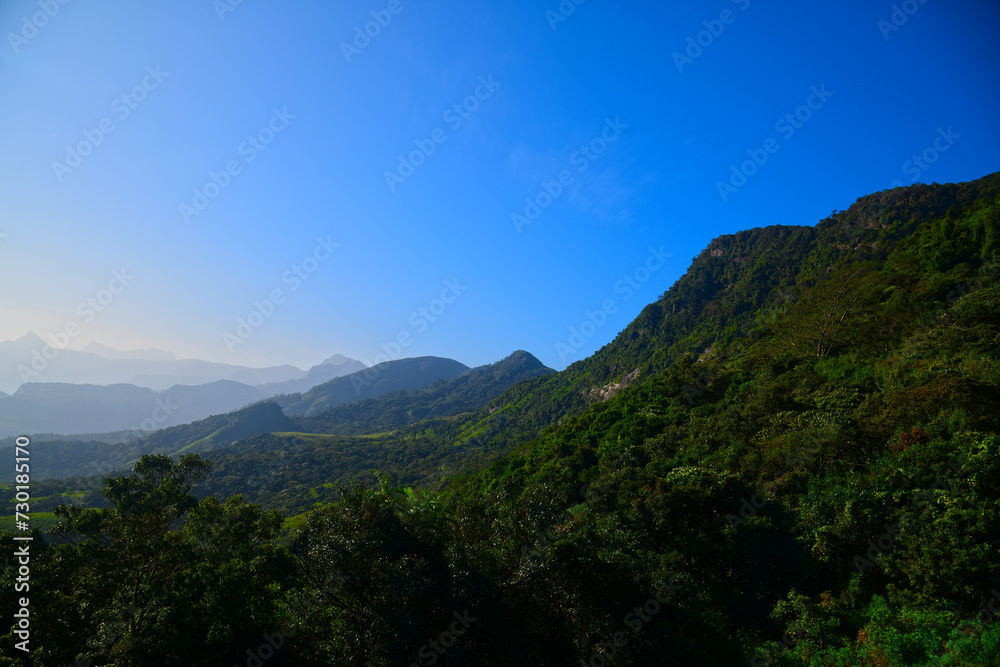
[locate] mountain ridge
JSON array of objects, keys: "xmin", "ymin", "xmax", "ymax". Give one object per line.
[
  {"xmin": 190, "ymin": 172, "xmax": 1000, "ymax": 508},
  {"xmin": 278, "ymin": 355, "xmax": 472, "ymax": 416},
  {"xmin": 0, "ymin": 351, "xmax": 545, "ymax": 480},
  {"xmin": 0, "ymin": 333, "xmax": 307, "ymax": 394},
  {"xmin": 11, "ymin": 172, "xmax": 1000, "ymax": 665}
]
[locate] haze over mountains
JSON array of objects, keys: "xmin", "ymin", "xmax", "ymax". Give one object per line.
[
  {"xmin": 0, "ymin": 334, "xmax": 547, "ymax": 440},
  {"xmin": 4, "ymin": 0, "xmax": 996, "ymax": 658},
  {"xmin": 0, "ymin": 349, "xmax": 554, "ymax": 480},
  {"xmin": 6, "ymin": 175, "xmax": 1000, "ymax": 664},
  {"xmin": 0, "ymin": 380, "xmax": 266, "ymax": 438},
  {"xmin": 0, "ymin": 332, "xmax": 314, "ymax": 394},
  {"xmin": 254, "ymin": 354, "xmax": 367, "ymax": 396},
  {"xmin": 0, "ymin": 335, "xmax": 367, "ymax": 437}
]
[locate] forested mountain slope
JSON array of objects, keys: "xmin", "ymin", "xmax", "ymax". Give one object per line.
[
  {"xmin": 278, "ymin": 355, "xmax": 471, "ymax": 416},
  {"xmin": 4, "ymin": 173, "xmax": 999, "ymax": 666},
  {"xmin": 295, "ymin": 350, "xmax": 553, "ymax": 435},
  {"xmin": 195, "ymin": 175, "xmax": 1000, "ymax": 515}
]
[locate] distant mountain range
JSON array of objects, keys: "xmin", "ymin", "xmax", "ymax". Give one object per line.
[
  {"xmin": 0, "ymin": 336, "xmax": 369, "ymax": 437},
  {"xmin": 0, "ymin": 333, "xmax": 349, "ymax": 394},
  {"xmin": 294, "ymin": 350, "xmax": 553, "ymax": 433},
  {"xmin": 0, "ymin": 380, "xmax": 266, "ymax": 438},
  {"xmin": 10, "ymin": 174, "xmax": 1000, "ymax": 665},
  {"xmin": 255, "ymin": 354, "xmax": 367, "ymax": 396},
  {"xmin": 0, "ymin": 350, "xmax": 478, "ymax": 441},
  {"xmin": 0, "ymin": 351, "xmax": 550, "ymax": 480},
  {"xmin": 81, "ymin": 341, "xmax": 177, "ymax": 361}
]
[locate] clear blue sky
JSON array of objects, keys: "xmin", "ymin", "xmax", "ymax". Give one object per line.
[{"xmin": 1, "ymin": 0, "xmax": 998, "ymax": 372}]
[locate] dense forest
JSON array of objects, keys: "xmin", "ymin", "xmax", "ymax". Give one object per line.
[{"xmin": 3, "ymin": 173, "xmax": 1000, "ymax": 665}]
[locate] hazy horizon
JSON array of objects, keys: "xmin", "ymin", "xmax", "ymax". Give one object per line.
[
  {"xmin": 0, "ymin": 330, "xmax": 371, "ymax": 372},
  {"xmin": 2, "ymin": 0, "xmax": 998, "ymax": 374}
]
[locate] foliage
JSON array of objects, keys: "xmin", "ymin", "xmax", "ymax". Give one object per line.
[{"xmin": 4, "ymin": 173, "xmax": 1000, "ymax": 665}]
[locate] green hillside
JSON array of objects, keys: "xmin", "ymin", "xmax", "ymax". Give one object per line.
[
  {"xmin": 295, "ymin": 349, "xmax": 553, "ymax": 435},
  {"xmin": 4, "ymin": 174, "xmax": 999, "ymax": 666},
  {"xmin": 279, "ymin": 355, "xmax": 471, "ymax": 416}
]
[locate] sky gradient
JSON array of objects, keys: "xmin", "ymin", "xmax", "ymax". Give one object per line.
[{"xmin": 1, "ymin": 0, "xmax": 998, "ymax": 379}]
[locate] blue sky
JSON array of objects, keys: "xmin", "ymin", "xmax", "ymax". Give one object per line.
[{"xmin": 1, "ymin": 0, "xmax": 998, "ymax": 375}]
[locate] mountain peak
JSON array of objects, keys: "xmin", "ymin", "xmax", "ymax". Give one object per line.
[
  {"xmin": 495, "ymin": 350, "xmax": 548, "ymax": 372},
  {"xmin": 82, "ymin": 341, "xmax": 176, "ymax": 361},
  {"xmin": 319, "ymin": 354, "xmax": 365, "ymax": 367},
  {"xmin": 15, "ymin": 332, "xmax": 45, "ymax": 346}
]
